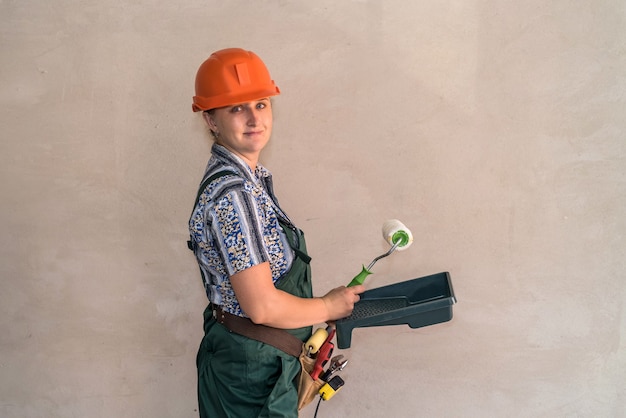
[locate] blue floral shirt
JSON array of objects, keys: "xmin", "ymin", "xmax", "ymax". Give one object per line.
[{"xmin": 189, "ymin": 144, "xmax": 295, "ymax": 317}]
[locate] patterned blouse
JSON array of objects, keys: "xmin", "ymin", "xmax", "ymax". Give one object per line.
[{"xmin": 189, "ymin": 144, "xmax": 295, "ymax": 317}]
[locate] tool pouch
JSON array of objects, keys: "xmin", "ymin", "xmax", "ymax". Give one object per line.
[{"xmin": 297, "ymin": 346, "xmax": 325, "ymax": 410}]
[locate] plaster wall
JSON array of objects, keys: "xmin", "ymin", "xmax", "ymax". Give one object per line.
[{"xmin": 1, "ymin": 1, "xmax": 624, "ymax": 417}]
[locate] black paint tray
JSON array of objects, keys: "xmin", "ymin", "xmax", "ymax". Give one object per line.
[{"xmin": 335, "ymin": 272, "xmax": 456, "ymax": 349}]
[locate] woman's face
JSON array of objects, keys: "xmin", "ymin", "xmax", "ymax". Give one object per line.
[{"xmin": 204, "ymin": 98, "xmax": 273, "ymax": 167}]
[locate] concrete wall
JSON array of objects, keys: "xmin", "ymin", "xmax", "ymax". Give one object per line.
[{"xmin": 1, "ymin": 1, "xmax": 624, "ymax": 417}]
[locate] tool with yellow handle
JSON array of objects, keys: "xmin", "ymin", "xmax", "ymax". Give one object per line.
[
  {"xmin": 310, "ymin": 328, "xmax": 335, "ymax": 380},
  {"xmin": 304, "ymin": 327, "xmax": 329, "ymax": 356}
]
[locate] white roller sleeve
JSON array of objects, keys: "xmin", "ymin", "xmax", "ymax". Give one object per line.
[{"xmin": 382, "ymin": 219, "xmax": 413, "ymax": 251}]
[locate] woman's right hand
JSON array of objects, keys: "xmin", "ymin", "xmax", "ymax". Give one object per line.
[{"xmin": 321, "ymin": 285, "xmax": 365, "ymax": 321}]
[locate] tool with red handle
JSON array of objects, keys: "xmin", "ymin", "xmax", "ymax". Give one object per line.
[{"xmin": 310, "ymin": 327, "xmax": 335, "ymax": 380}]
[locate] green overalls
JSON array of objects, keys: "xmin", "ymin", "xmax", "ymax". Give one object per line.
[{"xmin": 196, "ymin": 219, "xmax": 313, "ymax": 418}]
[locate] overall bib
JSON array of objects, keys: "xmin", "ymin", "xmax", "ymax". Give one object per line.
[{"xmin": 196, "ymin": 219, "xmax": 313, "ymax": 418}]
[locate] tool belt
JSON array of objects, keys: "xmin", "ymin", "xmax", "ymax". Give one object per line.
[
  {"xmin": 297, "ymin": 351, "xmax": 325, "ymax": 410},
  {"xmin": 212, "ymin": 304, "xmax": 322, "ymax": 410},
  {"xmin": 212, "ymin": 304, "xmax": 303, "ymax": 358}
]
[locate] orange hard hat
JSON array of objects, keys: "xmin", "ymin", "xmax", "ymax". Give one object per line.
[{"xmin": 192, "ymin": 48, "xmax": 280, "ymax": 112}]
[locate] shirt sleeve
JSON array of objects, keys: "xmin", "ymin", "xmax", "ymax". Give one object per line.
[{"xmin": 210, "ymin": 188, "xmax": 270, "ymax": 276}]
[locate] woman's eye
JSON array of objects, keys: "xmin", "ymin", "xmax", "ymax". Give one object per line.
[
  {"xmin": 256, "ymin": 102, "xmax": 266, "ymax": 109},
  {"xmin": 231, "ymin": 105, "xmax": 243, "ymax": 113}
]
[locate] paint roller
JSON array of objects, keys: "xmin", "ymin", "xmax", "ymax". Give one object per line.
[{"xmin": 347, "ymin": 219, "xmax": 413, "ymax": 287}]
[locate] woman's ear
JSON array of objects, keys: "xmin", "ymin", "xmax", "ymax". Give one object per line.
[
  {"xmin": 202, "ymin": 111, "xmax": 219, "ymax": 139},
  {"xmin": 202, "ymin": 111, "xmax": 221, "ymax": 140},
  {"xmin": 202, "ymin": 111, "xmax": 216, "ymax": 130}
]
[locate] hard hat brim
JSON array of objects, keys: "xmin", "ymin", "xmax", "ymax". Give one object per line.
[{"xmin": 192, "ymin": 84, "xmax": 280, "ymax": 112}]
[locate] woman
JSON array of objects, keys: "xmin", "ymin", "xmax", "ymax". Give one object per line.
[{"xmin": 188, "ymin": 48, "xmax": 364, "ymax": 417}]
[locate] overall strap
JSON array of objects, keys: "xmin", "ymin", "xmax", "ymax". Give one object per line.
[
  {"xmin": 279, "ymin": 221, "xmax": 311, "ymax": 264},
  {"xmin": 187, "ymin": 170, "xmax": 236, "ymax": 251}
]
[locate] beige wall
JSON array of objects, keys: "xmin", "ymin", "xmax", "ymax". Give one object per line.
[{"xmin": 1, "ymin": 1, "xmax": 624, "ymax": 417}]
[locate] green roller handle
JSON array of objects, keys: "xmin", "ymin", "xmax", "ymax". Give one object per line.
[{"xmin": 347, "ymin": 265, "xmax": 372, "ymax": 287}]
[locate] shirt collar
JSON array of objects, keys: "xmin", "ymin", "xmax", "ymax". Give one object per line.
[{"xmin": 211, "ymin": 143, "xmax": 271, "ymax": 184}]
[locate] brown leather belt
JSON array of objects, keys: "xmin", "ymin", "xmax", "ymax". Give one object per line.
[{"xmin": 212, "ymin": 305, "xmax": 303, "ymax": 357}]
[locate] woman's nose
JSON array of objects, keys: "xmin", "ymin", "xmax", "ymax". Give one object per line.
[{"xmin": 246, "ymin": 108, "xmax": 261, "ymax": 125}]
